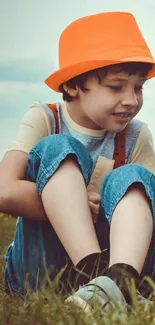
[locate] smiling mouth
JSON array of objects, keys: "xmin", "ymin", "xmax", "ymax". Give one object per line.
[{"xmin": 112, "ymin": 112, "xmax": 134, "ymax": 118}]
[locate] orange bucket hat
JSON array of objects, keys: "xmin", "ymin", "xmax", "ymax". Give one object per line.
[{"xmin": 45, "ymin": 11, "xmax": 155, "ymax": 92}]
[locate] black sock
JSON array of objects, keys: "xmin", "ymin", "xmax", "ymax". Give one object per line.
[
  {"xmin": 105, "ymin": 263, "xmax": 140, "ymax": 304},
  {"xmin": 72, "ymin": 251, "xmax": 108, "ymax": 288}
]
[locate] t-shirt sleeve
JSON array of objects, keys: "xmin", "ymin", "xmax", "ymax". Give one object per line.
[
  {"xmin": 7, "ymin": 105, "xmax": 52, "ymax": 154},
  {"xmin": 131, "ymin": 123, "xmax": 155, "ymax": 175}
]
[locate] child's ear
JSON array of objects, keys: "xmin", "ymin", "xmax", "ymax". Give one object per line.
[{"xmin": 63, "ymin": 83, "xmax": 79, "ymax": 97}]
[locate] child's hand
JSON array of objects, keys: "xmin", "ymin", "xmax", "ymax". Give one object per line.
[{"xmin": 87, "ymin": 191, "xmax": 100, "ymax": 224}]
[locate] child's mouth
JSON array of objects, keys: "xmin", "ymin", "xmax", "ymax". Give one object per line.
[
  {"xmin": 112, "ymin": 112, "xmax": 133, "ymax": 118},
  {"xmin": 112, "ymin": 112, "xmax": 134, "ymax": 123}
]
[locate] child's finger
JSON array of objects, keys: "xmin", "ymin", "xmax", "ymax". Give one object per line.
[
  {"xmin": 88, "ymin": 192, "xmax": 100, "ymax": 204},
  {"xmin": 89, "ymin": 201, "xmax": 100, "ymax": 216}
]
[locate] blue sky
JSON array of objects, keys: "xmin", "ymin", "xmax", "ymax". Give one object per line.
[{"xmin": 0, "ymin": 0, "xmax": 155, "ymax": 159}]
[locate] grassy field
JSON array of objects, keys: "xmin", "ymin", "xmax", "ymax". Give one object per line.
[{"xmin": 1, "ymin": 216, "xmax": 155, "ymax": 325}]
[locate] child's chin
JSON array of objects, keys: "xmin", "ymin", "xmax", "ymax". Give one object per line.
[
  {"xmin": 116, "ymin": 125, "xmax": 127, "ymax": 133},
  {"xmin": 107, "ymin": 124, "xmax": 127, "ymax": 133}
]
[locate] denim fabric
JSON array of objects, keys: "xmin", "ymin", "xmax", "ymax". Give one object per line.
[
  {"xmin": 4, "ymin": 134, "xmax": 155, "ymax": 294},
  {"xmin": 100, "ymin": 164, "xmax": 155, "ymax": 222}
]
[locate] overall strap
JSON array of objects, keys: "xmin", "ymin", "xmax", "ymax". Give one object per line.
[
  {"xmin": 47, "ymin": 103, "xmax": 125, "ymax": 168},
  {"xmin": 46, "ymin": 103, "xmax": 59, "ymax": 134},
  {"xmin": 113, "ymin": 129, "xmax": 126, "ymax": 169}
]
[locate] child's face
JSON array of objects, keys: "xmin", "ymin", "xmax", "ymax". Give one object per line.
[{"xmin": 71, "ymin": 71, "xmax": 145, "ymax": 132}]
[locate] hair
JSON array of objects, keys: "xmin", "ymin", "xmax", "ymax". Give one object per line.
[{"xmin": 59, "ymin": 62, "xmax": 153, "ymax": 102}]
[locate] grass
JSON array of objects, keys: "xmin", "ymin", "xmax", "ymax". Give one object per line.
[{"xmin": 1, "ymin": 216, "xmax": 155, "ymax": 324}]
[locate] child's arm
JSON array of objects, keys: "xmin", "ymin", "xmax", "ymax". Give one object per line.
[
  {"xmin": 0, "ymin": 151, "xmax": 100, "ymax": 222},
  {"xmin": 0, "ymin": 105, "xmax": 51, "ymax": 220},
  {"xmin": 131, "ymin": 123, "xmax": 155, "ymax": 174},
  {"xmin": 0, "ymin": 150, "xmax": 47, "ymax": 220}
]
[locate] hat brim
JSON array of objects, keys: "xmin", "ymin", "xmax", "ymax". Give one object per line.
[{"xmin": 44, "ymin": 57, "xmax": 155, "ymax": 92}]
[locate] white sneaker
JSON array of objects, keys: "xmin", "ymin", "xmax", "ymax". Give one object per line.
[{"xmin": 66, "ymin": 276, "xmax": 126, "ymax": 313}]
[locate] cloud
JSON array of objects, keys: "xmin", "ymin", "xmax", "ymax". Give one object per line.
[
  {"xmin": 0, "ymin": 80, "xmax": 61, "ymax": 158},
  {"xmin": 0, "ymin": 118, "xmax": 21, "ymax": 159},
  {"xmin": 1, "ymin": 0, "xmax": 155, "ymax": 62},
  {"xmin": 0, "ymin": 0, "xmax": 155, "ymax": 159},
  {"xmin": 0, "ymin": 58, "xmax": 57, "ymax": 83},
  {"xmin": 0, "ymin": 81, "xmax": 61, "ymax": 119}
]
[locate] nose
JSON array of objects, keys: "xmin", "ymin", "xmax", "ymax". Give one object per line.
[{"xmin": 121, "ymin": 89, "xmax": 138, "ymax": 107}]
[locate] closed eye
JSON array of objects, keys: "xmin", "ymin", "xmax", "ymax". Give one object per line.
[{"xmin": 108, "ymin": 86, "xmax": 122, "ymax": 91}]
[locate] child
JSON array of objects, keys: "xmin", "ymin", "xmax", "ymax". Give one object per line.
[{"xmin": 1, "ymin": 11, "xmax": 155, "ymax": 309}]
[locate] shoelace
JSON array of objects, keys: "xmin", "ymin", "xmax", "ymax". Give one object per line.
[{"xmin": 80, "ymin": 283, "xmax": 111, "ymax": 309}]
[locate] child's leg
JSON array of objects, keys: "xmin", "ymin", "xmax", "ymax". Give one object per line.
[
  {"xmin": 41, "ymin": 157, "xmax": 101, "ymax": 266},
  {"xmin": 109, "ymin": 183, "xmax": 153, "ymax": 273},
  {"xmin": 100, "ymin": 164, "xmax": 155, "ymax": 275},
  {"xmin": 5, "ymin": 134, "xmax": 101, "ymax": 293},
  {"xmin": 99, "ymin": 164, "xmax": 155, "ymax": 302}
]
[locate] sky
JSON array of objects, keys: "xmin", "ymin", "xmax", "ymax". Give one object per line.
[{"xmin": 0, "ymin": 0, "xmax": 155, "ymax": 159}]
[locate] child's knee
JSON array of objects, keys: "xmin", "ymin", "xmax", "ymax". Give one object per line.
[
  {"xmin": 101, "ymin": 164, "xmax": 154, "ymax": 195},
  {"xmin": 26, "ymin": 134, "xmax": 93, "ymax": 193},
  {"xmin": 100, "ymin": 164, "xmax": 155, "ymax": 222}
]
